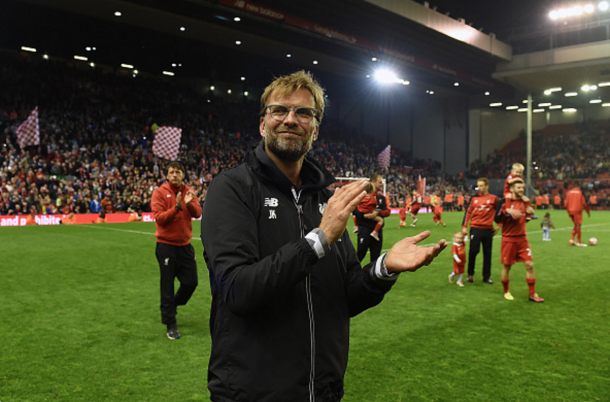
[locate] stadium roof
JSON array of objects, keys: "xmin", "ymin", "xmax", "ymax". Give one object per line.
[{"xmin": 2, "ymin": 0, "xmax": 609, "ymax": 107}]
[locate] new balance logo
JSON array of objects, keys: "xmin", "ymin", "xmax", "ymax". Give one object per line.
[
  {"xmin": 164, "ymin": 258, "xmax": 169, "ymax": 266},
  {"xmin": 319, "ymin": 202, "xmax": 327, "ymax": 215},
  {"xmin": 264, "ymin": 198, "xmax": 279, "ymax": 207},
  {"xmin": 269, "ymin": 210, "xmax": 277, "ymax": 219}
]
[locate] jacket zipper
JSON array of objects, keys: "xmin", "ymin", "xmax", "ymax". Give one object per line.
[{"xmin": 292, "ymin": 187, "xmax": 316, "ymax": 402}]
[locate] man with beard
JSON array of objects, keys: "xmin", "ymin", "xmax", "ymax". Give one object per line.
[{"xmin": 201, "ymin": 70, "xmax": 447, "ymax": 402}]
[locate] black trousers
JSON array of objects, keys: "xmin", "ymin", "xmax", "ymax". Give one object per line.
[
  {"xmin": 155, "ymin": 242, "xmax": 198, "ymax": 327},
  {"xmin": 357, "ymin": 226, "xmax": 383, "ymax": 263},
  {"xmin": 467, "ymin": 227, "xmax": 494, "ymax": 280}
]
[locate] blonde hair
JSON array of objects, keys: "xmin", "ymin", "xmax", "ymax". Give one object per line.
[
  {"xmin": 512, "ymin": 163, "xmax": 524, "ymax": 172},
  {"xmin": 453, "ymin": 232, "xmax": 464, "ymax": 240},
  {"xmin": 260, "ymin": 70, "xmax": 325, "ymax": 123},
  {"xmin": 365, "ymin": 182, "xmax": 375, "ymax": 194}
]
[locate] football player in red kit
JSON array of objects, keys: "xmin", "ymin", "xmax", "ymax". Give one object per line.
[
  {"xmin": 495, "ymin": 177, "xmax": 544, "ymax": 303},
  {"xmin": 564, "ymin": 182, "xmax": 590, "ymax": 247},
  {"xmin": 409, "ymin": 190, "xmax": 422, "ymax": 227}
]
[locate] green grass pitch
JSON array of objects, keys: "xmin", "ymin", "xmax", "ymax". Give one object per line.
[{"xmin": 1, "ymin": 211, "xmax": 609, "ymax": 401}]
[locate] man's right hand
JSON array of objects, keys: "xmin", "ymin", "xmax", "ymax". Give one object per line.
[{"xmin": 319, "ymin": 180, "xmax": 368, "ymax": 244}]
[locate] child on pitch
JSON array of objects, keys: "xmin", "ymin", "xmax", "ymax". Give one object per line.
[
  {"xmin": 504, "ymin": 163, "xmax": 524, "ymax": 199},
  {"xmin": 356, "ymin": 182, "xmax": 384, "ymax": 241},
  {"xmin": 448, "ymin": 232, "xmax": 466, "ymax": 287},
  {"xmin": 540, "ymin": 212, "xmax": 555, "ymax": 241},
  {"xmin": 432, "ymin": 198, "xmax": 446, "ymax": 227},
  {"xmin": 398, "ymin": 196, "xmax": 407, "ymax": 228}
]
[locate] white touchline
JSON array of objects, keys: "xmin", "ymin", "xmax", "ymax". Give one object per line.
[{"xmin": 78, "ymin": 224, "xmax": 203, "ymax": 241}]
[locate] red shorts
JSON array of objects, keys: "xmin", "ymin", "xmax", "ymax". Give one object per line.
[
  {"xmin": 410, "ymin": 206, "xmax": 420, "ymax": 216},
  {"xmin": 453, "ymin": 261, "xmax": 465, "ymax": 275},
  {"xmin": 501, "ymin": 239, "xmax": 533, "ymax": 266},
  {"xmin": 569, "ymin": 213, "xmax": 583, "ymax": 225}
]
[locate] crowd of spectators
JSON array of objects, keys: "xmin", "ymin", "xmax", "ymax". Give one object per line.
[
  {"xmin": 467, "ymin": 120, "xmax": 610, "ymax": 206},
  {"xmin": 1, "ymin": 51, "xmax": 467, "ymax": 216},
  {"xmin": 2, "ymin": 50, "xmax": 607, "ymax": 217}
]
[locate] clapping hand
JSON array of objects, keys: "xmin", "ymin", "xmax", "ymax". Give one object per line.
[
  {"xmin": 319, "ymin": 180, "xmax": 368, "ymax": 244},
  {"xmin": 385, "ymin": 231, "xmax": 447, "ymax": 273}
]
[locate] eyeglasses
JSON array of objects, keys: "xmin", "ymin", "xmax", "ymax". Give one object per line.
[{"xmin": 266, "ymin": 104, "xmax": 318, "ymax": 124}]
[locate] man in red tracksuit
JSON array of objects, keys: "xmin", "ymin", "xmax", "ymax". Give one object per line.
[
  {"xmin": 564, "ymin": 182, "xmax": 590, "ymax": 246},
  {"xmin": 151, "ymin": 162, "xmax": 202, "ymax": 339},
  {"xmin": 462, "ymin": 177, "xmax": 499, "ymax": 284}
]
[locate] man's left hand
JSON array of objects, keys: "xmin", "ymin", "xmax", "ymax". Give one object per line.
[
  {"xmin": 385, "ymin": 231, "xmax": 447, "ymax": 273},
  {"xmin": 185, "ymin": 190, "xmax": 196, "ymax": 205}
]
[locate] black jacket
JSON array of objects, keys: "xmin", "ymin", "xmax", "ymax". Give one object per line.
[{"xmin": 201, "ymin": 143, "xmax": 396, "ymax": 402}]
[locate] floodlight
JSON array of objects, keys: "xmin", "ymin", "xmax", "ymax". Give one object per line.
[
  {"xmin": 533, "ymin": 109, "xmax": 545, "ymax": 113},
  {"xmin": 581, "ymin": 84, "xmax": 590, "ymax": 91},
  {"xmin": 489, "ymin": 103, "xmax": 502, "ymax": 107},
  {"xmin": 163, "ymin": 71, "xmax": 175, "ymax": 76},
  {"xmin": 549, "ymin": 105, "xmax": 562, "ymax": 109},
  {"xmin": 484, "ymin": 91, "xmax": 490, "ymax": 96},
  {"xmin": 74, "ymin": 55, "xmax": 88, "ymax": 61},
  {"xmin": 544, "ymin": 87, "xmax": 562, "ymax": 95},
  {"xmin": 517, "ymin": 108, "xmax": 528, "ymax": 112},
  {"xmin": 538, "ymin": 103, "xmax": 551, "ymax": 107},
  {"xmin": 602, "ymin": 103, "xmax": 610, "ymax": 107},
  {"xmin": 121, "ymin": 64, "xmax": 134, "ymax": 69},
  {"xmin": 21, "ymin": 46, "xmax": 36, "ymax": 52},
  {"xmin": 565, "ymin": 92, "xmax": 578, "ymax": 97},
  {"xmin": 600, "ymin": 1, "xmax": 609, "ymax": 11},
  {"xmin": 584, "ymin": 4, "xmax": 595, "ymax": 13},
  {"xmin": 590, "ymin": 99, "xmax": 602, "ymax": 103},
  {"xmin": 599, "ymin": 82, "xmax": 610, "ymax": 87},
  {"xmin": 563, "ymin": 108, "xmax": 577, "ymax": 112},
  {"xmin": 506, "ymin": 106, "xmax": 519, "ymax": 110},
  {"xmin": 374, "ymin": 69, "xmax": 399, "ymax": 84}
]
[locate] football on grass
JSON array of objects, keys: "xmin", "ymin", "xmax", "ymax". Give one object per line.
[{"xmin": 589, "ymin": 237, "xmax": 598, "ymax": 246}]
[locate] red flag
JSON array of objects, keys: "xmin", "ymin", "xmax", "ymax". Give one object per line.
[
  {"xmin": 152, "ymin": 126, "xmax": 182, "ymax": 161},
  {"xmin": 377, "ymin": 145, "xmax": 391, "ymax": 169},
  {"xmin": 16, "ymin": 107, "xmax": 40, "ymax": 149},
  {"xmin": 417, "ymin": 175, "xmax": 426, "ymax": 198}
]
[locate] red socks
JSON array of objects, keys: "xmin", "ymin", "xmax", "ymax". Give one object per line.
[
  {"xmin": 502, "ymin": 279, "xmax": 510, "ymax": 293},
  {"xmin": 374, "ymin": 222, "xmax": 382, "ymax": 232},
  {"xmin": 526, "ymin": 278, "xmax": 536, "ymax": 297}
]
